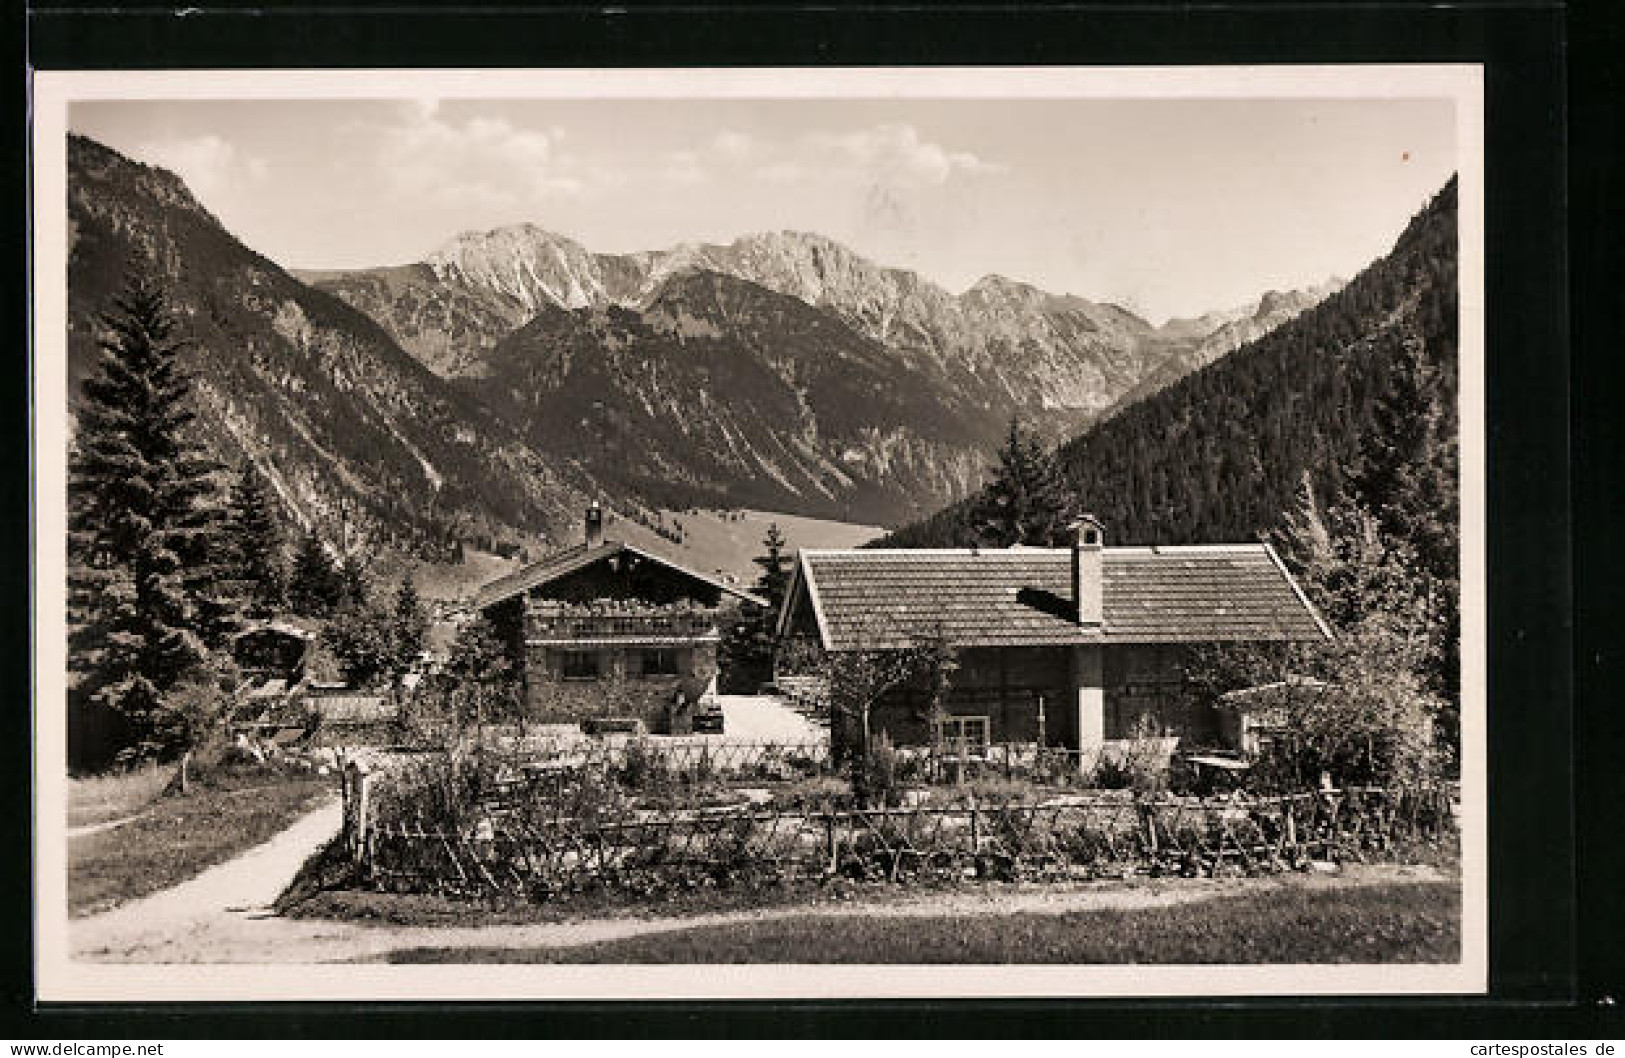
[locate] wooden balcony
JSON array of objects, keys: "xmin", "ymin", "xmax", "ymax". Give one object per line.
[{"xmin": 523, "ymin": 603, "xmax": 718, "ymax": 643}]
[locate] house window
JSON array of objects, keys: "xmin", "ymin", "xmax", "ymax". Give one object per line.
[
  {"xmin": 934, "ymin": 715, "xmax": 990, "ymax": 750},
  {"xmin": 560, "ymin": 650, "xmax": 600, "ymax": 681},
  {"xmin": 641, "ymin": 648, "xmax": 680, "ymax": 677}
]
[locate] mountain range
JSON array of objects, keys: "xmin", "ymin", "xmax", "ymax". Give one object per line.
[
  {"xmin": 66, "ymin": 134, "xmax": 586, "ymax": 560},
  {"xmin": 67, "ymin": 132, "xmax": 1344, "ymax": 557},
  {"xmin": 884, "ymin": 177, "xmax": 1457, "ymax": 549}
]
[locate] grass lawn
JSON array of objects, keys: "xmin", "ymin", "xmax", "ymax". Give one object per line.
[
  {"xmin": 69, "ymin": 769, "xmax": 335, "ymax": 917},
  {"xmin": 379, "ymin": 880, "xmax": 1459, "ymax": 964},
  {"xmin": 68, "ymin": 763, "xmax": 175, "ymax": 830},
  {"xmin": 286, "ymin": 871, "xmax": 908, "ymax": 925}
]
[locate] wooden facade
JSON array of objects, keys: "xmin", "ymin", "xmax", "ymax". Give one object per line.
[
  {"xmin": 477, "ymin": 507, "xmax": 764, "ymax": 733},
  {"xmin": 781, "ymin": 520, "xmax": 1328, "ymax": 762}
]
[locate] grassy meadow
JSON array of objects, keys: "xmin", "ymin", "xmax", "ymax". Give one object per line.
[
  {"xmin": 377, "ymin": 880, "xmax": 1460, "ymax": 965},
  {"xmin": 69, "ymin": 763, "xmax": 335, "ymax": 917}
]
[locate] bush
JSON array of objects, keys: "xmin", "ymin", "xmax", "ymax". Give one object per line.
[
  {"xmin": 1091, "ymin": 720, "xmax": 1170, "ymax": 793},
  {"xmin": 922, "ymin": 778, "xmax": 1047, "ymax": 807},
  {"xmin": 850, "ymin": 733, "xmax": 905, "ymax": 808},
  {"xmin": 614, "ymin": 738, "xmax": 674, "ymax": 795},
  {"xmin": 772, "ymin": 775, "xmax": 852, "ymax": 810}
]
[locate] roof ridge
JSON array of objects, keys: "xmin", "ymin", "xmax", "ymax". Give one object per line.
[
  {"xmin": 476, "ymin": 538, "xmax": 767, "ymax": 610},
  {"xmin": 803, "ymin": 543, "xmax": 1273, "ymax": 557}
]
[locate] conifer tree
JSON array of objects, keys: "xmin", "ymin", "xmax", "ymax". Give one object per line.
[
  {"xmin": 751, "ymin": 523, "xmax": 792, "ymax": 610},
  {"xmin": 225, "ymin": 464, "xmax": 286, "ymax": 617},
  {"xmin": 719, "ymin": 523, "xmax": 796, "ymax": 693},
  {"xmin": 1345, "ymin": 328, "xmax": 1460, "ymax": 724},
  {"xmin": 392, "ymin": 573, "xmax": 428, "ymax": 671},
  {"xmin": 969, "ymin": 416, "xmax": 1075, "ymax": 547},
  {"xmin": 287, "ymin": 530, "xmax": 341, "ymax": 617},
  {"xmin": 68, "ymin": 275, "xmax": 234, "ymax": 761},
  {"xmin": 337, "ymin": 553, "xmax": 370, "ymax": 610}
]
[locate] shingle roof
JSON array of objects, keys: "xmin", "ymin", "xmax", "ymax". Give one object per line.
[
  {"xmin": 794, "ymin": 545, "xmax": 1330, "ymax": 651},
  {"xmin": 474, "ymin": 539, "xmax": 766, "ymax": 611},
  {"xmin": 307, "ymin": 693, "xmax": 397, "ymax": 724}
]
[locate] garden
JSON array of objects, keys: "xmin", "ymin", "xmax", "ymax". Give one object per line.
[{"xmin": 327, "ymin": 732, "xmax": 1456, "ymax": 906}]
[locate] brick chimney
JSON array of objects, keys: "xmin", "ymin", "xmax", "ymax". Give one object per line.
[
  {"xmin": 1071, "ymin": 515, "xmax": 1104, "ymax": 629},
  {"xmin": 585, "ymin": 501, "xmax": 605, "ymax": 548}
]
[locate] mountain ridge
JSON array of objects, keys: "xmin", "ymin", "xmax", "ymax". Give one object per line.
[
  {"xmin": 66, "ymin": 133, "xmax": 592, "ymax": 560},
  {"xmin": 303, "ymin": 223, "xmax": 1202, "ymax": 429},
  {"xmin": 881, "ymin": 177, "xmax": 1456, "ymax": 549}
]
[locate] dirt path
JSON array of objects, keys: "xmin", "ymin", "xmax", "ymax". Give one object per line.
[
  {"xmin": 70, "ymin": 797, "xmax": 344, "ymax": 963},
  {"xmin": 67, "ymin": 816, "xmax": 139, "ymax": 839},
  {"xmin": 70, "ymin": 796, "xmax": 1447, "ymax": 964}
]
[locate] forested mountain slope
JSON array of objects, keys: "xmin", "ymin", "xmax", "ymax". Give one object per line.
[
  {"xmin": 882, "ymin": 178, "xmax": 1458, "ymax": 548},
  {"xmin": 67, "ymin": 134, "xmax": 589, "ymax": 559},
  {"xmin": 470, "ymin": 268, "xmax": 999, "ymax": 524}
]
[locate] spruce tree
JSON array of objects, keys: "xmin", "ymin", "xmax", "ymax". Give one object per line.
[
  {"xmin": 969, "ymin": 416, "xmax": 1075, "ymax": 547},
  {"xmin": 225, "ymin": 464, "xmax": 286, "ymax": 618},
  {"xmin": 68, "ymin": 275, "xmax": 234, "ymax": 761},
  {"xmin": 720, "ymin": 524, "xmax": 795, "ymax": 693},
  {"xmin": 286, "ymin": 530, "xmax": 341, "ymax": 617},
  {"xmin": 337, "ymin": 553, "xmax": 370, "ymax": 610},
  {"xmin": 751, "ymin": 523, "xmax": 792, "ymax": 611},
  {"xmin": 392, "ymin": 573, "xmax": 428, "ymax": 671}
]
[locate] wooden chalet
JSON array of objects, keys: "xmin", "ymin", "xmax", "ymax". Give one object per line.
[
  {"xmin": 776, "ymin": 516, "xmax": 1331, "ymax": 760},
  {"xmin": 474, "ymin": 503, "xmax": 767, "ymax": 733}
]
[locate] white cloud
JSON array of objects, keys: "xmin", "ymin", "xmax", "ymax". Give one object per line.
[
  {"xmin": 711, "ymin": 129, "xmax": 754, "ymax": 161},
  {"xmin": 804, "ymin": 123, "xmax": 1004, "ymax": 186},
  {"xmin": 373, "ymin": 105, "xmax": 584, "ymax": 210},
  {"xmin": 662, "ymin": 149, "xmax": 706, "ymax": 185},
  {"xmin": 133, "ymin": 134, "xmax": 268, "ymax": 199},
  {"xmin": 665, "ymin": 122, "xmax": 1004, "ymax": 192}
]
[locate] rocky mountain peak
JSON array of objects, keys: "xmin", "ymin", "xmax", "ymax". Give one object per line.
[{"xmin": 425, "ymin": 223, "xmax": 605, "ymax": 311}]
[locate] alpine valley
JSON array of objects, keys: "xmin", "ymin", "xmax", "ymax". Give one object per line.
[{"xmin": 68, "ymin": 133, "xmax": 1340, "ymax": 560}]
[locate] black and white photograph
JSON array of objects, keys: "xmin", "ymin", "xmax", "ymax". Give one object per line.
[{"xmin": 30, "ymin": 66, "xmax": 1485, "ymax": 1000}]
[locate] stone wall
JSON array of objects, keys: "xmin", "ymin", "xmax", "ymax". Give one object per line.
[{"xmin": 523, "ymin": 642, "xmax": 720, "ymax": 733}]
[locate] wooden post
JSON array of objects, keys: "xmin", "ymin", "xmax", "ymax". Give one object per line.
[{"xmin": 354, "ymin": 765, "xmax": 372, "ymax": 866}]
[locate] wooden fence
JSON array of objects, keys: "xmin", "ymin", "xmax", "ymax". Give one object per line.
[{"xmin": 342, "ymin": 768, "xmax": 1454, "ymax": 898}]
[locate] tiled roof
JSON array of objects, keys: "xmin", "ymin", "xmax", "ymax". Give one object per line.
[
  {"xmin": 308, "ymin": 693, "xmax": 397, "ymax": 724},
  {"xmin": 473, "ymin": 539, "xmax": 767, "ymax": 611},
  {"xmin": 232, "ymin": 620, "xmax": 317, "ymax": 642},
  {"xmin": 795, "ymin": 545, "xmax": 1330, "ymax": 651}
]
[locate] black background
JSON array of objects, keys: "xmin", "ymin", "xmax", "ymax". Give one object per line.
[{"xmin": 11, "ymin": 0, "xmax": 1613, "ymax": 1039}]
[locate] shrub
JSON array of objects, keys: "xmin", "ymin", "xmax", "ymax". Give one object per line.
[
  {"xmin": 614, "ymin": 738, "xmax": 673, "ymax": 795},
  {"xmin": 850, "ymin": 732, "xmax": 905, "ymax": 808},
  {"xmin": 1092, "ymin": 724, "xmax": 1169, "ymax": 793},
  {"xmin": 772, "ymin": 775, "xmax": 852, "ymax": 810},
  {"xmin": 922, "ymin": 778, "xmax": 1047, "ymax": 807}
]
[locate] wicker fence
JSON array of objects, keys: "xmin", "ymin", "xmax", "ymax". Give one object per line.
[{"xmin": 339, "ymin": 757, "xmax": 1454, "ymax": 898}]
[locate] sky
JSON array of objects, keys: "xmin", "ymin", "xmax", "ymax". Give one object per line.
[{"xmin": 70, "ymin": 96, "xmax": 1456, "ymax": 323}]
